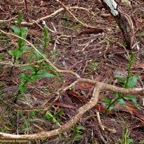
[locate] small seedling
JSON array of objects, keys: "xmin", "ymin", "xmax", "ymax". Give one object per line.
[
  {"xmin": 119, "ymin": 127, "xmax": 133, "ymax": 144},
  {"xmin": 72, "ymin": 125, "xmax": 85, "ymax": 139},
  {"xmin": 103, "ymin": 53, "xmax": 139, "ymax": 110},
  {"xmin": 45, "ymin": 109, "xmax": 63, "ymax": 127},
  {"xmin": 43, "ymin": 26, "xmax": 50, "ymax": 52},
  {"xmin": 8, "ymin": 11, "xmax": 29, "ymax": 75}
]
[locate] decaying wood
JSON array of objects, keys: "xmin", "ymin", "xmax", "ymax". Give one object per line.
[{"xmin": 101, "ymin": 0, "xmax": 135, "ymax": 49}]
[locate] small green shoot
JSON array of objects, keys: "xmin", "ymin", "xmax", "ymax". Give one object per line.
[
  {"xmin": 45, "ymin": 110, "xmax": 63, "ymax": 127},
  {"xmin": 8, "ymin": 11, "xmax": 29, "ymax": 75},
  {"xmin": 120, "ymin": 127, "xmax": 133, "ymax": 144},
  {"xmin": 72, "ymin": 125, "xmax": 85, "ymax": 139},
  {"xmin": 103, "ymin": 53, "xmax": 139, "ymax": 110},
  {"xmin": 19, "ymin": 65, "xmax": 54, "ymax": 92},
  {"xmin": 43, "ymin": 26, "xmax": 50, "ymax": 52}
]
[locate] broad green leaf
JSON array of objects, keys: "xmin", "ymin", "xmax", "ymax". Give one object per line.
[
  {"xmin": 19, "ymin": 84, "xmax": 27, "ymax": 92},
  {"xmin": 75, "ymin": 125, "xmax": 85, "ymax": 131},
  {"xmin": 117, "ymin": 99, "xmax": 125, "ymax": 105},
  {"xmin": 124, "ymin": 95, "xmax": 138, "ymax": 107},
  {"xmin": 107, "ymin": 106, "xmax": 114, "ymax": 110},
  {"xmin": 11, "ymin": 25, "xmax": 20, "ymax": 35},
  {"xmin": 127, "ymin": 139, "xmax": 134, "ymax": 143},
  {"xmin": 116, "ymin": 77, "xmax": 125, "ymax": 83},
  {"xmin": 20, "ymin": 27, "xmax": 28, "ymax": 39},
  {"xmin": 20, "ymin": 73, "xmax": 29, "ymax": 81},
  {"xmin": 8, "ymin": 49, "xmax": 23, "ymax": 59},
  {"xmin": 15, "ymin": 49, "xmax": 23, "ymax": 60},
  {"xmin": 37, "ymin": 70, "xmax": 54, "ymax": 78},
  {"xmin": 8, "ymin": 49, "xmax": 15, "ymax": 56},
  {"xmin": 126, "ymin": 75, "xmax": 139, "ymax": 88},
  {"xmin": 29, "ymin": 71, "xmax": 54, "ymax": 82},
  {"xmin": 35, "ymin": 50, "xmax": 43, "ymax": 60},
  {"xmin": 115, "ymin": 92, "xmax": 123, "ymax": 98}
]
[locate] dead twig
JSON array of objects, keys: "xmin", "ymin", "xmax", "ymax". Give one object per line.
[
  {"xmin": 0, "ymin": 6, "xmax": 91, "ymax": 27},
  {"xmin": 55, "ymin": 0, "xmax": 98, "ymax": 29},
  {"xmin": 0, "ymin": 59, "xmax": 44, "ymax": 68}
]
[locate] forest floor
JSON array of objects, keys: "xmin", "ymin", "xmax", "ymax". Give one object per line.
[{"xmin": 0, "ymin": 0, "xmax": 144, "ymax": 143}]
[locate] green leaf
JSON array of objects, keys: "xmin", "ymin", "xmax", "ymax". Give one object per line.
[
  {"xmin": 29, "ymin": 71, "xmax": 54, "ymax": 82},
  {"xmin": 73, "ymin": 134, "xmax": 83, "ymax": 139},
  {"xmin": 75, "ymin": 125, "xmax": 85, "ymax": 131},
  {"xmin": 15, "ymin": 49, "xmax": 23, "ymax": 60},
  {"xmin": 126, "ymin": 75, "xmax": 139, "ymax": 88},
  {"xmin": 116, "ymin": 77, "xmax": 125, "ymax": 83},
  {"xmin": 35, "ymin": 50, "xmax": 43, "ymax": 60},
  {"xmin": 19, "ymin": 84, "xmax": 27, "ymax": 92},
  {"xmin": 36, "ymin": 70, "xmax": 54, "ymax": 78},
  {"xmin": 124, "ymin": 95, "xmax": 138, "ymax": 107},
  {"xmin": 8, "ymin": 49, "xmax": 15, "ymax": 56},
  {"xmin": 45, "ymin": 111, "xmax": 60, "ymax": 126},
  {"xmin": 103, "ymin": 97, "xmax": 111, "ymax": 104},
  {"xmin": 117, "ymin": 99, "xmax": 125, "ymax": 105},
  {"xmin": 54, "ymin": 109, "xmax": 63, "ymax": 117},
  {"xmin": 20, "ymin": 27, "xmax": 28, "ymax": 39},
  {"xmin": 11, "ymin": 25, "xmax": 20, "ymax": 35},
  {"xmin": 20, "ymin": 73, "xmax": 29, "ymax": 81},
  {"xmin": 8, "ymin": 49, "xmax": 23, "ymax": 60},
  {"xmin": 18, "ymin": 11, "xmax": 23, "ymax": 26},
  {"xmin": 127, "ymin": 139, "xmax": 134, "ymax": 143}
]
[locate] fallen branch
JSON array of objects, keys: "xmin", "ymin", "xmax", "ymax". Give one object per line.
[
  {"xmin": 0, "ymin": 76, "xmax": 144, "ymax": 139},
  {"xmin": 63, "ymin": 78, "xmax": 144, "ymax": 95},
  {"xmin": 0, "ymin": 83, "xmax": 102, "ymax": 139}
]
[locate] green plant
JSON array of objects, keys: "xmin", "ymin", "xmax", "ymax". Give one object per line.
[
  {"xmin": 19, "ymin": 64, "xmax": 54, "ymax": 92},
  {"xmin": 119, "ymin": 127, "xmax": 133, "ymax": 144},
  {"xmin": 7, "ymin": 12, "xmax": 58, "ymax": 102},
  {"xmin": 43, "ymin": 26, "xmax": 50, "ymax": 52},
  {"xmin": 45, "ymin": 110, "xmax": 63, "ymax": 127},
  {"xmin": 103, "ymin": 53, "xmax": 139, "ymax": 110},
  {"xmin": 8, "ymin": 11, "xmax": 29, "ymax": 75},
  {"xmin": 72, "ymin": 125, "xmax": 85, "ymax": 139}
]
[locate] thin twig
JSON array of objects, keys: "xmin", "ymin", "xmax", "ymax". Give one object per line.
[
  {"xmin": 0, "ymin": 29, "xmax": 80, "ymax": 78},
  {"xmin": 0, "ymin": 60, "xmax": 44, "ymax": 68},
  {"xmin": 55, "ymin": 0, "xmax": 97, "ymax": 28}
]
